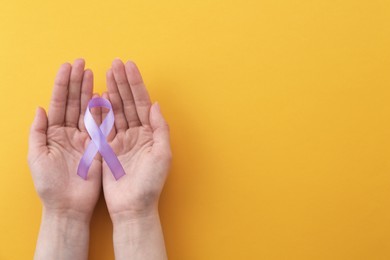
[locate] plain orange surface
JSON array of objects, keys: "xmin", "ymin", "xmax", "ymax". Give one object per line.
[{"xmin": 0, "ymin": 0, "xmax": 390, "ymax": 259}]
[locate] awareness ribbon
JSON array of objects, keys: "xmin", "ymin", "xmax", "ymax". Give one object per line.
[{"xmin": 77, "ymin": 97, "xmax": 125, "ymax": 180}]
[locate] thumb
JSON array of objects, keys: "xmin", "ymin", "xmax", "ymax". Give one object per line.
[
  {"xmin": 149, "ymin": 102, "xmax": 171, "ymax": 157},
  {"xmin": 28, "ymin": 107, "xmax": 48, "ymax": 162}
]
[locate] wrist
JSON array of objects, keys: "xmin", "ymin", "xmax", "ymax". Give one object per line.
[
  {"xmin": 43, "ymin": 206, "xmax": 92, "ymax": 225},
  {"xmin": 112, "ymin": 211, "xmax": 160, "ymax": 246},
  {"xmin": 112, "ymin": 209, "xmax": 167, "ymax": 260},
  {"xmin": 34, "ymin": 207, "xmax": 91, "ymax": 259},
  {"xmin": 41, "ymin": 207, "xmax": 91, "ymax": 246},
  {"xmin": 110, "ymin": 205, "xmax": 159, "ymax": 227}
]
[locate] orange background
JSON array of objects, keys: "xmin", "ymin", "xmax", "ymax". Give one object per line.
[{"xmin": 0, "ymin": 0, "xmax": 390, "ymax": 259}]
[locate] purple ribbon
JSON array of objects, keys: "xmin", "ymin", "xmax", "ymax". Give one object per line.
[{"xmin": 77, "ymin": 97, "xmax": 125, "ymax": 180}]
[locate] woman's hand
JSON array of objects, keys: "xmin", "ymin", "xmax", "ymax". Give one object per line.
[
  {"xmin": 102, "ymin": 59, "xmax": 171, "ymax": 221},
  {"xmin": 102, "ymin": 59, "xmax": 171, "ymax": 260},
  {"xmin": 28, "ymin": 59, "xmax": 102, "ymax": 221}
]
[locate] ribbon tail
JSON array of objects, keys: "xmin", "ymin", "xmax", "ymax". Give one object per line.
[
  {"xmin": 77, "ymin": 141, "xmax": 98, "ymax": 180},
  {"xmin": 99, "ymin": 142, "xmax": 126, "ymax": 180}
]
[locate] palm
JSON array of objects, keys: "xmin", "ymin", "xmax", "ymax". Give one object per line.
[
  {"xmin": 102, "ymin": 60, "xmax": 171, "ymax": 217},
  {"xmin": 28, "ymin": 59, "xmax": 101, "ymax": 217},
  {"xmin": 31, "ymin": 126, "xmax": 101, "ymax": 213},
  {"xmin": 103, "ymin": 127, "xmax": 162, "ymax": 214}
]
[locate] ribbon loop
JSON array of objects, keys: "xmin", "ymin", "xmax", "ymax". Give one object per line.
[{"xmin": 77, "ymin": 97, "xmax": 125, "ymax": 180}]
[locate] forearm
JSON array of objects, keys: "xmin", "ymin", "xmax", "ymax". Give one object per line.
[
  {"xmin": 112, "ymin": 208, "xmax": 168, "ymax": 260},
  {"xmin": 34, "ymin": 208, "xmax": 91, "ymax": 260}
]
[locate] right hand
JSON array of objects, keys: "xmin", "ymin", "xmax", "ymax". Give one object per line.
[{"xmin": 101, "ymin": 59, "xmax": 172, "ymax": 223}]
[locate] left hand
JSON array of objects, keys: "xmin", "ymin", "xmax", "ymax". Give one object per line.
[{"xmin": 28, "ymin": 59, "xmax": 102, "ymax": 221}]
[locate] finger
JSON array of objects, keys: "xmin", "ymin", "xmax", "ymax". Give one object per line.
[
  {"xmin": 28, "ymin": 107, "xmax": 48, "ymax": 160},
  {"xmin": 102, "ymin": 92, "xmax": 116, "ymax": 141},
  {"xmin": 48, "ymin": 63, "xmax": 71, "ymax": 127},
  {"xmin": 125, "ymin": 61, "xmax": 152, "ymax": 126},
  {"xmin": 112, "ymin": 58, "xmax": 141, "ymax": 127},
  {"xmin": 65, "ymin": 58, "xmax": 85, "ymax": 127},
  {"xmin": 106, "ymin": 68, "xmax": 128, "ymax": 131},
  {"xmin": 150, "ymin": 102, "xmax": 171, "ymax": 158},
  {"xmin": 78, "ymin": 69, "xmax": 93, "ymax": 131}
]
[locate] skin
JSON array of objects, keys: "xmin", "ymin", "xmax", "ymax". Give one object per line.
[{"xmin": 28, "ymin": 58, "xmax": 171, "ymax": 260}]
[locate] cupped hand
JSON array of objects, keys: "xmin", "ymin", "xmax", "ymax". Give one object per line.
[
  {"xmin": 102, "ymin": 59, "xmax": 171, "ymax": 221},
  {"xmin": 28, "ymin": 59, "xmax": 102, "ymax": 220}
]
